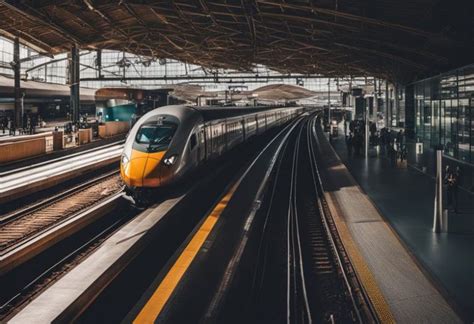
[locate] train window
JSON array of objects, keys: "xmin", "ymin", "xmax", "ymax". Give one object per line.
[
  {"xmin": 135, "ymin": 121, "xmax": 177, "ymax": 152},
  {"xmin": 190, "ymin": 133, "xmax": 197, "ymax": 150}
]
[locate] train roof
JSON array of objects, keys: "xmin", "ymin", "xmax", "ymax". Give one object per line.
[
  {"xmin": 140, "ymin": 104, "xmax": 298, "ymax": 125},
  {"xmin": 190, "ymin": 105, "xmax": 295, "ymax": 121}
]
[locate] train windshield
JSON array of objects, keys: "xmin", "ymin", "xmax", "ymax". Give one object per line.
[{"xmin": 135, "ymin": 119, "xmax": 178, "ymax": 152}]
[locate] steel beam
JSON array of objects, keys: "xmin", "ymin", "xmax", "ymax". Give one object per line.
[
  {"xmin": 80, "ymin": 74, "xmax": 333, "ymax": 82},
  {"xmin": 13, "ymin": 36, "xmax": 21, "ymax": 129},
  {"xmin": 70, "ymin": 44, "xmax": 80, "ymax": 124},
  {"xmin": 96, "ymin": 49, "xmax": 102, "ymax": 79}
]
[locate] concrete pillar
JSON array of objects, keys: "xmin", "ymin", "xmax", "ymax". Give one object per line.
[
  {"xmin": 433, "ymin": 149, "xmax": 446, "ymax": 233},
  {"xmin": 327, "ymin": 79, "xmax": 331, "ymax": 124},
  {"xmin": 365, "ymin": 97, "xmax": 369, "ymax": 157},
  {"xmin": 13, "ymin": 37, "xmax": 21, "ymax": 129},
  {"xmin": 394, "ymin": 83, "xmax": 400, "ymax": 127},
  {"xmin": 349, "ymin": 78, "xmax": 352, "ymax": 107},
  {"xmin": 373, "ymin": 77, "xmax": 378, "ymax": 119},
  {"xmin": 70, "ymin": 44, "xmax": 80, "ymax": 124}
]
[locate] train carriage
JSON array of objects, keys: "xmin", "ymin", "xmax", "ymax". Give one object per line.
[{"xmin": 120, "ymin": 104, "xmax": 305, "ymax": 204}]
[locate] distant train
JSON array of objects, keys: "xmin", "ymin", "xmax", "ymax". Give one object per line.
[
  {"xmin": 95, "ymin": 87, "xmax": 182, "ymax": 123},
  {"xmin": 120, "ymin": 104, "xmax": 305, "ymax": 203}
]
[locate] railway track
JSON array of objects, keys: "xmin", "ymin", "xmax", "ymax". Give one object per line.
[
  {"xmin": 0, "ymin": 172, "xmax": 123, "ymax": 253},
  {"xmin": 0, "ymin": 172, "xmax": 125, "ymax": 277},
  {"xmin": 249, "ymin": 115, "xmax": 378, "ymax": 323},
  {"xmin": 0, "ymin": 198, "xmax": 135, "ymax": 321},
  {"xmin": 0, "ymin": 172, "xmax": 133, "ymax": 321}
]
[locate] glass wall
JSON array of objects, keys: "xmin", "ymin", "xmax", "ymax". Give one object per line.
[{"xmin": 413, "ymin": 64, "xmax": 474, "ymax": 164}]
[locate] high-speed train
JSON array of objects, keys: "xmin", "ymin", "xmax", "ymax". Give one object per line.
[{"xmin": 120, "ymin": 104, "xmax": 305, "ymax": 203}]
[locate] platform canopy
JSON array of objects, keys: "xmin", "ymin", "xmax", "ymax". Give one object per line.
[{"xmin": 0, "ymin": 0, "xmax": 472, "ymax": 82}]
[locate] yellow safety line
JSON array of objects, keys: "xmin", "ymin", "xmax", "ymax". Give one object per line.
[
  {"xmin": 325, "ymin": 191, "xmax": 396, "ymax": 324},
  {"xmin": 134, "ymin": 183, "xmax": 239, "ymax": 324}
]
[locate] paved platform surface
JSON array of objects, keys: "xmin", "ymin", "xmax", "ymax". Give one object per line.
[
  {"xmin": 315, "ymin": 125, "xmax": 464, "ymax": 323},
  {"xmin": 328, "ymin": 127, "xmax": 473, "ymax": 322},
  {"xmin": 8, "ymin": 195, "xmax": 185, "ymax": 323},
  {"xmin": 0, "ymin": 133, "xmax": 125, "ymax": 172}
]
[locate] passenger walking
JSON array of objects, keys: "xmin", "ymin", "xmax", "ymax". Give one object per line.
[{"xmin": 445, "ymin": 166, "xmax": 460, "ymax": 213}]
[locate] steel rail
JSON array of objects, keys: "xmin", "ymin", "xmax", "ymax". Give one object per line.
[
  {"xmin": 0, "ymin": 170, "xmax": 120, "ymax": 225},
  {"xmin": 0, "ymin": 211, "xmax": 125, "ymax": 314},
  {"xmin": 0, "ymin": 191, "xmax": 124, "ymax": 259},
  {"xmin": 287, "ymin": 120, "xmax": 312, "ymax": 323}
]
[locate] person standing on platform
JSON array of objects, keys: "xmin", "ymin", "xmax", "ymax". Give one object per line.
[
  {"xmin": 22, "ymin": 113, "xmax": 28, "ymax": 135},
  {"xmin": 1, "ymin": 116, "xmax": 5, "ymax": 134},
  {"xmin": 346, "ymin": 132, "xmax": 353, "ymax": 157},
  {"xmin": 354, "ymin": 132, "xmax": 362, "ymax": 156},
  {"xmin": 390, "ymin": 139, "xmax": 397, "ymax": 167},
  {"xmin": 445, "ymin": 166, "xmax": 460, "ymax": 213},
  {"xmin": 397, "ymin": 130, "xmax": 405, "ymax": 151},
  {"xmin": 370, "ymin": 121, "xmax": 377, "ymax": 145}
]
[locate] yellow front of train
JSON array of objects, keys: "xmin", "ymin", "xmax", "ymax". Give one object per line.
[{"xmin": 120, "ymin": 114, "xmax": 179, "ymax": 202}]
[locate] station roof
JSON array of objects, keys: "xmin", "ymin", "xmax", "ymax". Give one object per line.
[
  {"xmin": 0, "ymin": 1, "xmax": 472, "ymax": 83},
  {"xmin": 170, "ymin": 83, "xmax": 318, "ymax": 102}
]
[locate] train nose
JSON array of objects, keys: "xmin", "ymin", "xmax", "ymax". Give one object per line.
[{"xmin": 121, "ymin": 151, "xmax": 165, "ymax": 187}]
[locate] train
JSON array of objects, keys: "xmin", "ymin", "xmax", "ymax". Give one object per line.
[
  {"xmin": 120, "ymin": 104, "xmax": 306, "ymax": 204},
  {"xmin": 95, "ymin": 87, "xmax": 181, "ymax": 123}
]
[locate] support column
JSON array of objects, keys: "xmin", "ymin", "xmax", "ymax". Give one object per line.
[
  {"xmin": 385, "ymin": 81, "xmax": 390, "ymax": 128},
  {"xmin": 365, "ymin": 96, "xmax": 369, "ymax": 157},
  {"xmin": 433, "ymin": 149, "xmax": 445, "ymax": 232},
  {"xmin": 394, "ymin": 83, "xmax": 400, "ymax": 127},
  {"xmin": 13, "ymin": 36, "xmax": 21, "ymax": 129},
  {"xmin": 70, "ymin": 44, "xmax": 80, "ymax": 124},
  {"xmin": 327, "ymin": 79, "xmax": 331, "ymax": 124},
  {"xmin": 373, "ymin": 77, "xmax": 378, "ymax": 119}
]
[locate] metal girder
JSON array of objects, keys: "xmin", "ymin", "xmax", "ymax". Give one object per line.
[
  {"xmin": 69, "ymin": 44, "xmax": 80, "ymax": 124},
  {"xmin": 13, "ymin": 36, "xmax": 21, "ymax": 128}
]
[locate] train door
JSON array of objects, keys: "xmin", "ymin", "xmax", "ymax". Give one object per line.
[
  {"xmin": 206, "ymin": 125, "xmax": 213, "ymax": 159},
  {"xmin": 198, "ymin": 126, "xmax": 206, "ymax": 162},
  {"xmin": 241, "ymin": 119, "xmax": 246, "ymax": 141},
  {"xmin": 188, "ymin": 131, "xmax": 199, "ymax": 167},
  {"xmin": 212, "ymin": 124, "xmax": 219, "ymax": 155},
  {"xmin": 222, "ymin": 123, "xmax": 227, "ymax": 151},
  {"xmin": 255, "ymin": 115, "xmax": 259, "ymax": 134}
]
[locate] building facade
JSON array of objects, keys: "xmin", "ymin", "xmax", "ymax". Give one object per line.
[{"xmin": 413, "ymin": 64, "xmax": 474, "ymax": 165}]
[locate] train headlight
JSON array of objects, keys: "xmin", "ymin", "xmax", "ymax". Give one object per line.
[
  {"xmin": 163, "ymin": 155, "xmax": 178, "ymax": 166},
  {"xmin": 121, "ymin": 154, "xmax": 129, "ymax": 165}
]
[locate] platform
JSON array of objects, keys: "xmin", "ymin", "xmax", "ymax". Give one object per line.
[
  {"xmin": 0, "ymin": 144, "xmax": 122, "ymax": 203},
  {"xmin": 320, "ymin": 125, "xmax": 472, "ymax": 322}
]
